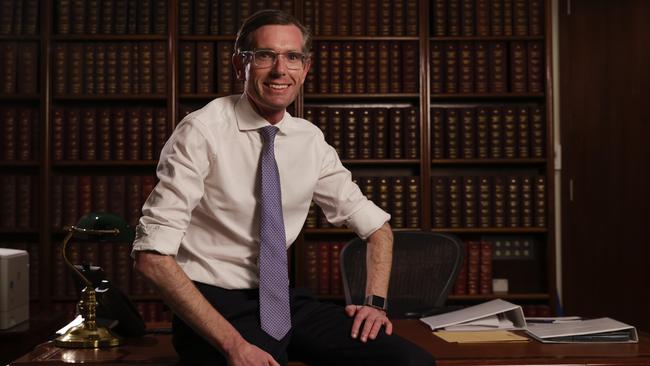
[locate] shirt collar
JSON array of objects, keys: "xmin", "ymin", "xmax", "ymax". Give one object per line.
[{"xmin": 235, "ymin": 94, "xmax": 291, "ymax": 134}]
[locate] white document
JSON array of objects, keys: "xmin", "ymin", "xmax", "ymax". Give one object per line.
[
  {"xmin": 526, "ymin": 317, "xmax": 638, "ymax": 343},
  {"xmin": 420, "ymin": 299, "xmax": 526, "ymax": 331}
]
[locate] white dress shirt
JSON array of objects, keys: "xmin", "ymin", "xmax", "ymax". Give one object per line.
[{"xmin": 132, "ymin": 94, "xmax": 390, "ymax": 289}]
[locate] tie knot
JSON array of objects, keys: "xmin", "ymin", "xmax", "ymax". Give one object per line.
[{"xmin": 260, "ymin": 125, "xmax": 279, "ymax": 143}]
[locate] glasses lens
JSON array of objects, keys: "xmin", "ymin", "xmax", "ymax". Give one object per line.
[{"xmin": 252, "ymin": 50, "xmax": 304, "ymax": 70}]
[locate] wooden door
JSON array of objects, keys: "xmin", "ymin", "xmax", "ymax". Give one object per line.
[{"xmin": 559, "ymin": 0, "xmax": 650, "ymax": 330}]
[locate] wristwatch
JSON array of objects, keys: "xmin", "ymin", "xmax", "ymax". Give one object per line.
[{"xmin": 364, "ymin": 295, "xmax": 387, "ymax": 311}]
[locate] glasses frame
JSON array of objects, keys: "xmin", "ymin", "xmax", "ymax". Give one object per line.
[{"xmin": 240, "ymin": 49, "xmax": 309, "ymax": 70}]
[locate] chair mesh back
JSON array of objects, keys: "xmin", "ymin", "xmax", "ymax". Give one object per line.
[{"xmin": 341, "ymin": 232, "xmax": 465, "ymax": 318}]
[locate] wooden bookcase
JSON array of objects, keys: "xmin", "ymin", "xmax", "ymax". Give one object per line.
[{"xmin": 0, "ymin": 0, "xmax": 555, "ymax": 321}]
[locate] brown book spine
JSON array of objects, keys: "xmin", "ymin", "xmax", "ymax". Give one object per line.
[
  {"xmin": 405, "ymin": 0, "xmax": 418, "ymax": 36},
  {"xmin": 329, "ymin": 108, "xmax": 343, "ymax": 157},
  {"xmin": 17, "ymin": 108, "xmax": 33, "ymax": 160},
  {"xmin": 178, "ymin": 0, "xmax": 191, "ymax": 35},
  {"xmin": 503, "ymin": 107, "xmax": 517, "ymax": 158},
  {"xmin": 56, "ymin": 0, "xmax": 71, "ymax": 34},
  {"xmin": 126, "ymin": 0, "xmax": 137, "ymax": 34},
  {"xmin": 517, "ymin": 106, "xmax": 530, "ymax": 158},
  {"xmin": 458, "ymin": 41, "xmax": 474, "ymax": 93},
  {"xmin": 513, "ymin": 0, "xmax": 528, "ymax": 36},
  {"xmin": 53, "ymin": 43, "xmax": 67, "ymax": 95},
  {"xmin": 488, "ymin": 107, "xmax": 503, "ymax": 159},
  {"xmin": 376, "ymin": 177, "xmax": 390, "ymax": 214},
  {"xmin": 490, "ymin": 0, "xmax": 503, "ymax": 36},
  {"xmin": 2, "ymin": 108, "xmax": 16, "ymax": 160},
  {"xmin": 528, "ymin": 41, "xmax": 544, "ymax": 93},
  {"xmin": 127, "ymin": 107, "xmax": 141, "ymax": 160},
  {"xmin": 0, "ymin": 0, "xmax": 12, "ymax": 34},
  {"xmin": 320, "ymin": 0, "xmax": 335, "ymax": 36},
  {"xmin": 152, "ymin": 42, "xmax": 166, "ymax": 94},
  {"xmin": 447, "ymin": 0, "xmax": 460, "ymax": 36},
  {"xmin": 453, "ymin": 244, "xmax": 468, "ymax": 294},
  {"xmin": 317, "ymin": 42, "xmax": 330, "ymax": 93},
  {"xmin": 475, "ymin": 0, "xmax": 490, "ymax": 36},
  {"xmin": 305, "ymin": 55, "xmax": 317, "ymax": 93},
  {"xmin": 343, "ymin": 109, "xmax": 358, "ymax": 159},
  {"xmin": 373, "ymin": 108, "xmax": 388, "ymax": 158},
  {"xmin": 378, "ymin": 0, "xmax": 391, "ymax": 36},
  {"xmin": 86, "ymin": 0, "xmax": 99, "ymax": 34},
  {"xmin": 71, "ymin": 0, "xmax": 85, "ymax": 34},
  {"xmin": 444, "ymin": 42, "xmax": 458, "ymax": 93},
  {"xmin": 510, "ymin": 41, "xmax": 527, "ymax": 93},
  {"xmin": 389, "ymin": 108, "xmax": 404, "ymax": 159},
  {"xmin": 479, "ymin": 241, "xmax": 493, "ymax": 294},
  {"xmin": 337, "ymin": 0, "xmax": 350, "ymax": 36},
  {"xmin": 329, "ymin": 42, "xmax": 342, "ymax": 94},
  {"xmin": 530, "ymin": 106, "xmax": 545, "ymax": 158},
  {"xmin": 97, "ymin": 108, "xmax": 111, "ymax": 160},
  {"xmin": 404, "ymin": 107, "xmax": 419, "ymax": 159},
  {"xmin": 83, "ymin": 44, "xmax": 95, "ymax": 94},
  {"xmin": 342, "ymin": 42, "xmax": 354, "ymax": 94},
  {"xmin": 314, "ymin": 107, "xmax": 329, "ymax": 141},
  {"xmin": 94, "ymin": 44, "xmax": 106, "ymax": 94},
  {"xmin": 534, "ymin": 175, "xmax": 546, "ymax": 228},
  {"xmin": 489, "ymin": 42, "xmax": 507, "ymax": 93},
  {"xmin": 196, "ymin": 42, "xmax": 214, "ymax": 94},
  {"xmin": 142, "ymin": 108, "xmax": 154, "ymax": 160},
  {"xmin": 461, "ymin": 0, "xmax": 475, "ymax": 36},
  {"xmin": 62, "ymin": 175, "xmax": 78, "ymax": 227},
  {"xmin": 478, "ymin": 176, "xmax": 492, "ymax": 228},
  {"xmin": 180, "ymin": 42, "xmax": 195, "ymax": 94},
  {"xmin": 68, "ymin": 43, "xmax": 83, "ymax": 95},
  {"xmin": 305, "ymin": 201, "xmax": 317, "ymax": 228},
  {"xmin": 462, "ymin": 176, "xmax": 477, "ymax": 228},
  {"xmin": 354, "ymin": 43, "xmax": 365, "ymax": 93},
  {"xmin": 114, "ymin": 243, "xmax": 131, "ymax": 294},
  {"xmin": 330, "ymin": 242, "xmax": 342, "ymax": 295},
  {"xmin": 81, "ymin": 108, "xmax": 97, "ymax": 160},
  {"xmin": 503, "ymin": 0, "xmax": 513, "ymax": 36},
  {"xmin": 137, "ymin": 0, "xmax": 152, "ymax": 33},
  {"xmin": 448, "ymin": 176, "xmax": 462, "ymax": 228},
  {"xmin": 529, "ymin": 0, "xmax": 544, "ymax": 36},
  {"xmin": 317, "ymin": 242, "xmax": 331, "ymax": 295},
  {"xmin": 114, "ymin": 0, "xmax": 127, "ymax": 34},
  {"xmin": 113, "ymin": 108, "xmax": 126, "ymax": 160},
  {"xmin": 360, "ymin": 177, "xmax": 375, "ymax": 202},
  {"xmin": 392, "ymin": 0, "xmax": 405, "ymax": 36},
  {"xmin": 153, "ymin": 0, "xmax": 167, "ymax": 34},
  {"xmin": 125, "ymin": 175, "xmax": 141, "ymax": 227},
  {"xmin": 431, "ymin": 108, "xmax": 444, "ymax": 159},
  {"xmin": 193, "ymin": 0, "xmax": 208, "ymax": 35},
  {"xmin": 389, "ymin": 42, "xmax": 402, "ymax": 93},
  {"xmin": 521, "ymin": 176, "xmax": 533, "ymax": 227},
  {"xmin": 52, "ymin": 108, "xmax": 64, "ymax": 161},
  {"xmin": 402, "ymin": 42, "xmax": 418, "ymax": 93},
  {"xmin": 391, "ymin": 177, "xmax": 406, "ymax": 228},
  {"xmin": 18, "ymin": 42, "xmax": 38, "ymax": 94},
  {"xmin": 432, "ymin": 0, "xmax": 446, "ymax": 36},
  {"xmin": 131, "ymin": 43, "xmax": 140, "ymax": 94},
  {"xmin": 51, "ymin": 175, "xmax": 63, "ymax": 229},
  {"xmin": 430, "ymin": 43, "xmax": 444, "ymax": 94},
  {"xmin": 109, "ymin": 175, "xmax": 125, "ymax": 218},
  {"xmin": 377, "ymin": 41, "xmax": 390, "ymax": 94},
  {"xmin": 0, "ymin": 176, "xmax": 16, "ymax": 228},
  {"xmin": 78, "ymin": 175, "xmax": 92, "ymax": 217},
  {"xmin": 350, "ymin": 0, "xmax": 364, "ymax": 36},
  {"xmin": 303, "ymin": 0, "xmax": 315, "ymax": 34},
  {"xmin": 106, "ymin": 43, "xmax": 118, "ymax": 94},
  {"xmin": 405, "ymin": 177, "xmax": 420, "ymax": 228},
  {"xmin": 506, "ymin": 176, "xmax": 520, "ymax": 227},
  {"xmin": 432, "ymin": 176, "xmax": 447, "ymax": 228},
  {"xmin": 365, "ymin": 42, "xmax": 378, "ymax": 93},
  {"xmin": 359, "ymin": 109, "xmax": 372, "ymax": 159},
  {"xmin": 93, "ymin": 175, "xmax": 108, "ymax": 212},
  {"xmin": 365, "ymin": 0, "xmax": 378, "ymax": 35},
  {"xmin": 100, "ymin": 0, "xmax": 114, "ymax": 34},
  {"xmin": 492, "ymin": 176, "xmax": 506, "ymax": 228},
  {"xmin": 476, "ymin": 107, "xmax": 489, "ymax": 158},
  {"xmin": 15, "ymin": 176, "xmax": 32, "ymax": 228},
  {"xmin": 466, "ymin": 241, "xmax": 480, "ymax": 294},
  {"xmin": 460, "ymin": 108, "xmax": 475, "ymax": 159},
  {"xmin": 445, "ymin": 109, "xmax": 460, "ymax": 159},
  {"xmin": 65, "ymin": 109, "xmax": 80, "ymax": 160},
  {"xmin": 154, "ymin": 108, "xmax": 167, "ymax": 158},
  {"xmin": 303, "ymin": 241, "xmax": 318, "ymax": 291}
]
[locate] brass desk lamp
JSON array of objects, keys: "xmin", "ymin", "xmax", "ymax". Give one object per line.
[{"xmin": 54, "ymin": 212, "xmax": 134, "ymax": 348}]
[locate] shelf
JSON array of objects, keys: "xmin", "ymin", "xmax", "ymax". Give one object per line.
[
  {"xmin": 430, "ymin": 36, "xmax": 545, "ymax": 41},
  {"xmin": 180, "ymin": 93, "xmax": 229, "ymax": 100},
  {"xmin": 303, "ymin": 228, "xmax": 421, "ymax": 235},
  {"xmin": 431, "ymin": 228, "xmax": 548, "ymax": 234},
  {"xmin": 343, "ymin": 159, "xmax": 420, "ymax": 165},
  {"xmin": 430, "ymin": 93, "xmax": 545, "ymax": 100},
  {"xmin": 305, "ymin": 93, "xmax": 420, "ymax": 101},
  {"xmin": 178, "ymin": 35, "xmax": 237, "ymax": 41},
  {"xmin": 53, "ymin": 95, "xmax": 167, "ymax": 101},
  {"xmin": 314, "ymin": 36, "xmax": 419, "ymax": 41},
  {"xmin": 53, "ymin": 160, "xmax": 158, "ymax": 168},
  {"xmin": 0, "ymin": 35, "xmax": 39, "ymax": 40},
  {"xmin": 448, "ymin": 293, "xmax": 550, "ymax": 301},
  {"xmin": 0, "ymin": 161, "xmax": 40, "ymax": 168},
  {"xmin": 0, "ymin": 228, "xmax": 40, "ymax": 235},
  {"xmin": 0, "ymin": 94, "xmax": 40, "ymax": 101},
  {"xmin": 51, "ymin": 34, "xmax": 167, "ymax": 41},
  {"xmin": 431, "ymin": 158, "xmax": 547, "ymax": 165}
]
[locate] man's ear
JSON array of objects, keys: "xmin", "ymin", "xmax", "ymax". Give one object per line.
[{"xmin": 232, "ymin": 53, "xmax": 246, "ymax": 81}]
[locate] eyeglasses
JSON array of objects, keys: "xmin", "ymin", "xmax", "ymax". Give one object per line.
[{"xmin": 240, "ymin": 49, "xmax": 308, "ymax": 70}]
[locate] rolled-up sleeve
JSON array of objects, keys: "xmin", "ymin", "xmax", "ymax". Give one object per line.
[
  {"xmin": 131, "ymin": 118, "xmax": 212, "ymax": 256},
  {"xmin": 312, "ymin": 143, "xmax": 390, "ymax": 240}
]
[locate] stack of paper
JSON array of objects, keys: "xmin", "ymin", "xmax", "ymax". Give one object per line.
[{"xmin": 420, "ymin": 299, "xmax": 526, "ymax": 332}]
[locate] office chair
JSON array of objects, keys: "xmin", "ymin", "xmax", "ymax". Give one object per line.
[{"xmin": 340, "ymin": 231, "xmax": 465, "ymax": 318}]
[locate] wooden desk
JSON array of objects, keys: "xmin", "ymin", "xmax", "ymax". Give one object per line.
[{"xmin": 9, "ymin": 320, "xmax": 650, "ymax": 365}]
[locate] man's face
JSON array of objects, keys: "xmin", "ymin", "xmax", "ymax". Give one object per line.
[{"xmin": 234, "ymin": 24, "xmax": 311, "ymax": 123}]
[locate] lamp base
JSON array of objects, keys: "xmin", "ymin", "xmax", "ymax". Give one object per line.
[{"xmin": 54, "ymin": 322, "xmax": 121, "ymax": 348}]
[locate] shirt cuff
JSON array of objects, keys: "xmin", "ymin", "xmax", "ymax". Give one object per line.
[
  {"xmin": 345, "ymin": 201, "xmax": 391, "ymax": 240},
  {"xmin": 131, "ymin": 224, "xmax": 185, "ymax": 258}
]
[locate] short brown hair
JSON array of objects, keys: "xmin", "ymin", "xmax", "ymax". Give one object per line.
[{"xmin": 234, "ymin": 9, "xmax": 312, "ymax": 55}]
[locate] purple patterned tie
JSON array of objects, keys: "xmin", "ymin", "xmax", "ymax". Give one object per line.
[{"xmin": 258, "ymin": 125, "xmax": 291, "ymax": 341}]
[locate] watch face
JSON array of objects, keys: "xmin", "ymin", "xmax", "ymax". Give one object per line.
[{"xmin": 366, "ymin": 295, "xmax": 386, "ymax": 309}]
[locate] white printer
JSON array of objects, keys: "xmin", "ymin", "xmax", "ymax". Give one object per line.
[{"xmin": 0, "ymin": 248, "xmax": 29, "ymax": 329}]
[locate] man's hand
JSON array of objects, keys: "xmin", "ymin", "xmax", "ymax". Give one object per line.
[
  {"xmin": 345, "ymin": 304, "xmax": 393, "ymax": 342},
  {"xmin": 225, "ymin": 339, "xmax": 280, "ymax": 366}
]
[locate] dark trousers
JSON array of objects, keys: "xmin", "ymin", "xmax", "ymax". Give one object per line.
[{"xmin": 172, "ymin": 283, "xmax": 436, "ymax": 366}]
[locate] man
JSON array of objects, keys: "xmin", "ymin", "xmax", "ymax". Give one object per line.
[{"xmin": 132, "ymin": 9, "xmax": 435, "ymax": 366}]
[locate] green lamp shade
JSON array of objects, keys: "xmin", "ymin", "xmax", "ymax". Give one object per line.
[{"xmin": 73, "ymin": 212, "xmax": 135, "ymax": 243}]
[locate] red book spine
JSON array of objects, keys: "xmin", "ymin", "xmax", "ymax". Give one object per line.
[
  {"xmin": 466, "ymin": 241, "xmax": 480, "ymax": 295},
  {"xmin": 479, "ymin": 241, "xmax": 493, "ymax": 294}
]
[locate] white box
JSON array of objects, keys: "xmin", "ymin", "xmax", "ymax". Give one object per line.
[{"xmin": 0, "ymin": 248, "xmax": 29, "ymax": 329}]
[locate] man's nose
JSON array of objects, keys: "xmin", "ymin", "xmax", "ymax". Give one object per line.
[{"xmin": 271, "ymin": 54, "xmax": 288, "ymax": 74}]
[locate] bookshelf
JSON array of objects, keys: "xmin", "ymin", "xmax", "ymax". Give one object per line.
[{"xmin": 0, "ymin": 0, "xmax": 555, "ymax": 321}]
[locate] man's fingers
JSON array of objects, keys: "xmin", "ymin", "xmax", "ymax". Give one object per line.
[
  {"xmin": 384, "ymin": 319, "xmax": 393, "ymax": 335},
  {"xmin": 345, "ymin": 304, "xmax": 358, "ymax": 317}
]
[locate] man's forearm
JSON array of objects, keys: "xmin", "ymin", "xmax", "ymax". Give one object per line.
[
  {"xmin": 364, "ymin": 222, "xmax": 393, "ymax": 298},
  {"xmin": 133, "ymin": 252, "xmax": 245, "ymax": 355}
]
